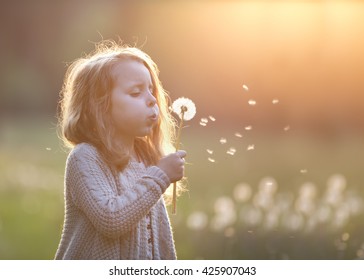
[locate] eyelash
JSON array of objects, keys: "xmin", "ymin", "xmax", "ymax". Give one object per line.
[
  {"xmin": 130, "ymin": 92, "xmax": 140, "ymax": 97},
  {"xmin": 130, "ymin": 86, "xmax": 155, "ymax": 97}
]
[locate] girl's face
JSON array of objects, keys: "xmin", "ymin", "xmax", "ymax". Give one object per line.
[{"xmin": 110, "ymin": 59, "xmax": 159, "ymax": 144}]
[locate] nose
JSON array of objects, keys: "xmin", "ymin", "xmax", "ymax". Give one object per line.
[{"xmin": 147, "ymin": 93, "xmax": 157, "ymax": 107}]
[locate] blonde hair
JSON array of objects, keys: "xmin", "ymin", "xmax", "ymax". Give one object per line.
[{"xmin": 58, "ymin": 40, "xmax": 179, "ymax": 200}]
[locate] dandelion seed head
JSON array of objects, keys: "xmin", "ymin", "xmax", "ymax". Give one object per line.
[
  {"xmin": 245, "ymin": 126, "xmax": 252, "ymax": 131},
  {"xmin": 247, "ymin": 144, "xmax": 255, "ymax": 151},
  {"xmin": 208, "ymin": 115, "xmax": 216, "ymax": 121},
  {"xmin": 233, "ymin": 183, "xmax": 252, "ymax": 203},
  {"xmin": 186, "ymin": 211, "xmax": 208, "ymax": 231},
  {"xmin": 341, "ymin": 232, "xmax": 350, "ymax": 242},
  {"xmin": 357, "ymin": 249, "xmax": 364, "ymax": 259},
  {"xmin": 248, "ymin": 99, "xmax": 257, "ymax": 106},
  {"xmin": 219, "ymin": 138, "xmax": 227, "ymax": 144},
  {"xmin": 172, "ymin": 97, "xmax": 196, "ymax": 121},
  {"xmin": 258, "ymin": 177, "xmax": 278, "ymax": 194},
  {"xmin": 327, "ymin": 174, "xmax": 347, "ymax": 194},
  {"xmin": 241, "ymin": 206, "xmax": 263, "ymax": 226},
  {"xmin": 214, "ymin": 196, "xmax": 235, "ymax": 213},
  {"xmin": 242, "ymin": 84, "xmax": 249, "ymax": 91},
  {"xmin": 283, "ymin": 212, "xmax": 304, "ymax": 231},
  {"xmin": 224, "ymin": 227, "xmax": 235, "ymax": 238},
  {"xmin": 234, "ymin": 132, "xmax": 243, "ymax": 138}
]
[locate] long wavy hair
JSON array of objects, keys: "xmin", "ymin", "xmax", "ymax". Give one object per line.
[{"xmin": 58, "ymin": 40, "xmax": 179, "ymax": 199}]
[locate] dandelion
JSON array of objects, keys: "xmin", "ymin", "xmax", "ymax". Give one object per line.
[
  {"xmin": 248, "ymin": 99, "xmax": 256, "ymax": 106},
  {"xmin": 341, "ymin": 232, "xmax": 350, "ymax": 242},
  {"xmin": 208, "ymin": 115, "xmax": 216, "ymax": 121},
  {"xmin": 171, "ymin": 97, "xmax": 196, "ymax": 214},
  {"xmin": 234, "ymin": 132, "xmax": 243, "ymax": 138},
  {"xmin": 242, "ymin": 84, "xmax": 249, "ymax": 91},
  {"xmin": 233, "ymin": 183, "xmax": 252, "ymax": 202},
  {"xmin": 187, "ymin": 211, "xmax": 208, "ymax": 231},
  {"xmin": 219, "ymin": 138, "xmax": 227, "ymax": 144}
]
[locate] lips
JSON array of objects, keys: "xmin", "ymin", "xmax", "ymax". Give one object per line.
[{"xmin": 147, "ymin": 111, "xmax": 159, "ymax": 123}]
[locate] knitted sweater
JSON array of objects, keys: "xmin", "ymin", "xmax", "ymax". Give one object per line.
[{"xmin": 55, "ymin": 143, "xmax": 177, "ymax": 260}]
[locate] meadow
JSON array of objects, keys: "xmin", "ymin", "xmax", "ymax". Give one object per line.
[{"xmin": 1, "ymin": 118, "xmax": 364, "ymax": 259}]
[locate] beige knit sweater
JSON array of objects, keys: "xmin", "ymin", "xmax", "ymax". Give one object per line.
[{"xmin": 55, "ymin": 143, "xmax": 177, "ymax": 259}]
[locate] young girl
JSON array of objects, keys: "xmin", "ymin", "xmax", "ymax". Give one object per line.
[{"xmin": 55, "ymin": 40, "xmax": 186, "ymax": 260}]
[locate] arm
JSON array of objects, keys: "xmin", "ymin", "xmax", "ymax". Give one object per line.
[{"xmin": 66, "ymin": 145, "xmax": 170, "ymax": 239}]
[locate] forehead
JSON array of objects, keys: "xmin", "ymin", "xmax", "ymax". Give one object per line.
[{"xmin": 111, "ymin": 58, "xmax": 152, "ymax": 86}]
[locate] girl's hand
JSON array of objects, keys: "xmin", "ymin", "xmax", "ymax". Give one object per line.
[{"xmin": 157, "ymin": 150, "xmax": 187, "ymax": 183}]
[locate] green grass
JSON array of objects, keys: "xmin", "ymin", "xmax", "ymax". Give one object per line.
[{"xmin": 1, "ymin": 119, "xmax": 364, "ymax": 259}]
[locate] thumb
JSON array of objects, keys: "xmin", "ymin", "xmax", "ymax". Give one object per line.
[{"xmin": 176, "ymin": 150, "xmax": 187, "ymax": 159}]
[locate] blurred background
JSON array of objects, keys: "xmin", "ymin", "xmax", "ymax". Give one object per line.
[{"xmin": 1, "ymin": 0, "xmax": 364, "ymax": 259}]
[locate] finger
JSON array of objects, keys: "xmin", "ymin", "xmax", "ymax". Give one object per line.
[{"xmin": 176, "ymin": 150, "xmax": 187, "ymax": 159}]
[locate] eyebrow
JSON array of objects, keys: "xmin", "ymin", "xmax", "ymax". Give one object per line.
[{"xmin": 127, "ymin": 82, "xmax": 154, "ymax": 89}]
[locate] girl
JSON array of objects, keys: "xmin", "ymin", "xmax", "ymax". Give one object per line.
[{"xmin": 55, "ymin": 40, "xmax": 186, "ymax": 260}]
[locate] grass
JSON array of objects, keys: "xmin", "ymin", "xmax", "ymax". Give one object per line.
[{"xmin": 1, "ymin": 118, "xmax": 364, "ymax": 259}]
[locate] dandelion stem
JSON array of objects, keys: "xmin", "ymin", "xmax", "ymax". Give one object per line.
[{"xmin": 172, "ymin": 108, "xmax": 185, "ymax": 215}]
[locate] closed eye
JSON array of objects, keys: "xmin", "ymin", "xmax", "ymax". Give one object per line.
[{"xmin": 130, "ymin": 91, "xmax": 141, "ymax": 97}]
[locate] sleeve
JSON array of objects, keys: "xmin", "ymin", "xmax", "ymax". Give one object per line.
[{"xmin": 65, "ymin": 145, "xmax": 171, "ymax": 239}]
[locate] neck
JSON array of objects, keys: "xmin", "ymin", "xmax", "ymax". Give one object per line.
[{"xmin": 115, "ymin": 135, "xmax": 135, "ymax": 158}]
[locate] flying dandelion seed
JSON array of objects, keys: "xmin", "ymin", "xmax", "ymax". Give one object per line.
[
  {"xmin": 242, "ymin": 84, "xmax": 249, "ymax": 91},
  {"xmin": 226, "ymin": 147, "xmax": 236, "ymax": 156},
  {"xmin": 248, "ymin": 99, "xmax": 257, "ymax": 106},
  {"xmin": 284, "ymin": 126, "xmax": 290, "ymax": 131},
  {"xmin": 247, "ymin": 144, "xmax": 255, "ymax": 151},
  {"xmin": 272, "ymin": 99, "xmax": 279, "ymax": 104},
  {"xmin": 46, "ymin": 147, "xmax": 51, "ymax": 151},
  {"xmin": 300, "ymin": 169, "xmax": 308, "ymax": 174},
  {"xmin": 206, "ymin": 149, "xmax": 214, "ymax": 154},
  {"xmin": 199, "ymin": 118, "xmax": 208, "ymax": 127},
  {"xmin": 219, "ymin": 138, "xmax": 227, "ymax": 144},
  {"xmin": 208, "ymin": 157, "xmax": 216, "ymax": 163},
  {"xmin": 208, "ymin": 115, "xmax": 216, "ymax": 121},
  {"xmin": 245, "ymin": 126, "xmax": 252, "ymax": 131},
  {"xmin": 234, "ymin": 132, "xmax": 243, "ymax": 138}
]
